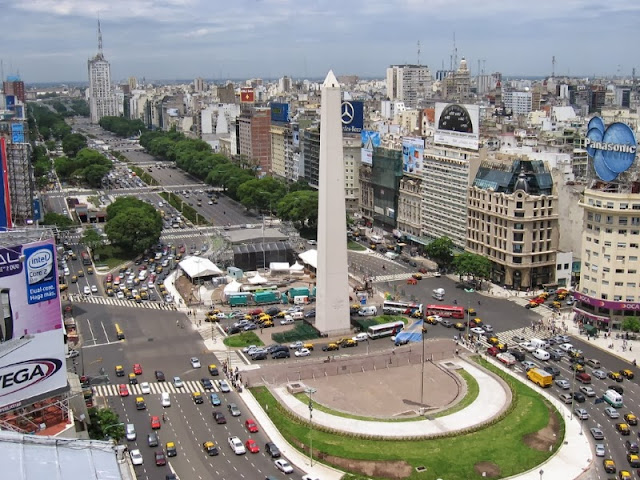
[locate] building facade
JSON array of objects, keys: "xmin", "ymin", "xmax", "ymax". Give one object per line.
[
  {"xmin": 386, "ymin": 64, "xmax": 432, "ymax": 108},
  {"xmin": 87, "ymin": 22, "xmax": 118, "ymax": 124},
  {"xmin": 238, "ymin": 107, "xmax": 271, "ymax": 175},
  {"xmin": 397, "ymin": 176, "xmax": 422, "ymax": 237},
  {"xmin": 342, "ymin": 135, "xmax": 360, "ymax": 213},
  {"xmin": 466, "ymin": 158, "xmax": 559, "ymax": 290}
]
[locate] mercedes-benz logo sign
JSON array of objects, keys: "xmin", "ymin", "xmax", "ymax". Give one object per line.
[{"xmin": 341, "ymin": 101, "xmax": 354, "ymax": 125}]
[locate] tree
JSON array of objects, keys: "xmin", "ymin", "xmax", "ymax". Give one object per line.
[
  {"xmin": 622, "ymin": 317, "xmax": 640, "ymax": 333},
  {"xmin": 277, "ymin": 190, "xmax": 319, "ymax": 229},
  {"xmin": 42, "ymin": 212, "xmax": 73, "ymax": 229},
  {"xmin": 105, "ymin": 198, "xmax": 162, "ymax": 254},
  {"xmin": 62, "ymin": 133, "xmax": 87, "ymax": 157},
  {"xmin": 87, "ymin": 407, "xmax": 124, "ymax": 442},
  {"xmin": 83, "ymin": 164, "xmax": 111, "ymax": 188},
  {"xmin": 237, "ymin": 177, "xmax": 286, "ymax": 213},
  {"xmin": 452, "ymin": 252, "xmax": 492, "ymax": 286},
  {"xmin": 81, "ymin": 228, "xmax": 103, "ymax": 251},
  {"xmin": 425, "ymin": 237, "xmax": 454, "ymax": 267}
]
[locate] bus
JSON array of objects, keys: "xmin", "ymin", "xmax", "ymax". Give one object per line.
[
  {"xmin": 367, "ymin": 321, "xmax": 405, "ymax": 340},
  {"xmin": 425, "ymin": 304, "xmax": 465, "ymax": 319},
  {"xmin": 115, "ymin": 323, "xmax": 125, "ymax": 340},
  {"xmin": 382, "ymin": 301, "xmax": 423, "ymax": 317},
  {"xmin": 81, "ymin": 251, "xmax": 91, "ymax": 265}
]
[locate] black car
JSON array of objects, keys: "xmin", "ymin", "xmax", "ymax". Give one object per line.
[
  {"xmin": 155, "ymin": 370, "xmax": 166, "ymax": 382},
  {"xmin": 213, "ymin": 411, "xmax": 226, "ymax": 424},
  {"xmin": 272, "ymin": 350, "xmax": 290, "ymax": 359},
  {"xmin": 609, "ymin": 384, "xmax": 624, "ymax": 395},
  {"xmin": 266, "ymin": 344, "xmax": 282, "ymax": 353},
  {"xmin": 572, "ymin": 392, "xmax": 586, "ymax": 403},
  {"xmin": 304, "ymin": 309, "xmax": 316, "ymax": 318},
  {"xmin": 508, "ymin": 349, "xmax": 526, "ymax": 362},
  {"xmin": 265, "ymin": 442, "xmax": 281, "ymax": 458},
  {"xmin": 252, "ymin": 351, "xmax": 267, "ymax": 360},
  {"xmin": 543, "ymin": 366, "xmax": 561, "ymax": 378},
  {"xmin": 226, "ymin": 326, "xmax": 241, "ymax": 335},
  {"xmin": 626, "ymin": 440, "xmax": 640, "ymax": 454},
  {"xmin": 147, "ymin": 432, "xmax": 159, "ymax": 447},
  {"xmin": 201, "ymin": 378, "xmax": 214, "ymax": 390},
  {"xmin": 266, "ymin": 307, "xmax": 280, "ymax": 316}
]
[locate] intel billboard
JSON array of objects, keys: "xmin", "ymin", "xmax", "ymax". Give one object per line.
[{"xmin": 586, "ymin": 116, "xmax": 637, "ymax": 181}]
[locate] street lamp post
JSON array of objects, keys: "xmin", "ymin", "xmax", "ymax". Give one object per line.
[{"xmin": 305, "ymin": 387, "xmax": 317, "ymax": 467}]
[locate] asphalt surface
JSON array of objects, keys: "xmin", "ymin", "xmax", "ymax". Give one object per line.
[{"xmin": 77, "ymin": 303, "xmax": 302, "ymax": 480}]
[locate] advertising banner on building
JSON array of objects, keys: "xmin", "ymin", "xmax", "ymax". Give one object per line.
[
  {"xmin": 402, "ymin": 137, "xmax": 424, "ymax": 174},
  {"xmin": 0, "ymin": 238, "xmax": 65, "ymax": 413},
  {"xmin": 270, "ymin": 103, "xmax": 289, "ymax": 123},
  {"xmin": 361, "ymin": 130, "xmax": 381, "ymax": 148},
  {"xmin": 240, "ymin": 88, "xmax": 255, "ymax": 103},
  {"xmin": 434, "ymin": 103, "xmax": 480, "ymax": 150},
  {"xmin": 341, "ymin": 100, "xmax": 363, "ymax": 134},
  {"xmin": 0, "ymin": 139, "xmax": 12, "ymax": 229},
  {"xmin": 11, "ymin": 124, "xmax": 24, "ymax": 143},
  {"xmin": 361, "ymin": 148, "xmax": 373, "ymax": 166},
  {"xmin": 585, "ymin": 116, "xmax": 637, "ymax": 182}
]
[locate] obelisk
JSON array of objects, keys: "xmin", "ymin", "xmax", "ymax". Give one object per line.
[{"xmin": 315, "ymin": 71, "xmax": 350, "ymax": 334}]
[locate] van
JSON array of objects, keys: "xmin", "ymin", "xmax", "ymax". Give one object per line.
[
  {"xmin": 532, "ymin": 349, "xmax": 550, "ymax": 361},
  {"xmin": 384, "ymin": 251, "xmax": 399, "ymax": 260},
  {"xmin": 432, "ymin": 288, "xmax": 445, "ymax": 301},
  {"xmin": 125, "ymin": 423, "xmax": 136, "ymax": 441},
  {"xmin": 530, "ymin": 338, "xmax": 549, "ymax": 350},
  {"xmin": 161, "ymin": 392, "xmax": 171, "ymax": 408},
  {"xmin": 353, "ymin": 332, "xmax": 368, "ymax": 342},
  {"xmin": 370, "ymin": 235, "xmax": 383, "ymax": 244},
  {"xmin": 603, "ymin": 389, "xmax": 623, "ymax": 408},
  {"xmin": 358, "ymin": 306, "xmax": 378, "ymax": 317},
  {"xmin": 291, "ymin": 311, "xmax": 304, "ymax": 320}
]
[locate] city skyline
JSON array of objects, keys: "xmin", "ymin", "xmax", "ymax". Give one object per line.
[{"xmin": 2, "ymin": 0, "xmax": 640, "ymax": 83}]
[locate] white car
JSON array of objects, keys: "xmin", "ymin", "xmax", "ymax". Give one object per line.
[
  {"xmin": 242, "ymin": 344, "xmax": 257, "ymax": 353},
  {"xmin": 593, "ymin": 369, "xmax": 607, "ymax": 380},
  {"xmin": 295, "ymin": 348, "xmax": 311, "ymax": 357},
  {"xmin": 83, "ymin": 285, "xmax": 91, "ymax": 295},
  {"xmin": 280, "ymin": 316, "xmax": 295, "ymax": 325},
  {"xmin": 519, "ymin": 342, "xmax": 536, "ymax": 352},
  {"xmin": 555, "ymin": 378, "xmax": 570, "ymax": 389},
  {"xmin": 228, "ymin": 436, "xmax": 246, "ymax": 455},
  {"xmin": 574, "ymin": 407, "xmax": 589, "ymax": 420},
  {"xmin": 140, "ymin": 382, "xmax": 151, "ymax": 394},
  {"xmin": 470, "ymin": 327, "xmax": 485, "ymax": 335},
  {"xmin": 274, "ymin": 459, "xmax": 294, "ymax": 474},
  {"xmin": 559, "ymin": 343, "xmax": 574, "ymax": 352},
  {"xmin": 431, "ymin": 315, "xmax": 443, "ymax": 323},
  {"xmin": 64, "ymin": 267, "xmax": 70, "ymax": 276},
  {"xmin": 90, "ymin": 285, "xmax": 98, "ymax": 293},
  {"xmin": 434, "ymin": 272, "xmax": 441, "ymax": 277},
  {"xmin": 190, "ymin": 357, "xmax": 201, "ymax": 368},
  {"xmin": 173, "ymin": 376, "xmax": 183, "ymax": 388},
  {"xmin": 483, "ymin": 324, "xmax": 494, "ymax": 333},
  {"xmin": 130, "ymin": 449, "xmax": 143, "ymax": 465},
  {"xmin": 595, "ymin": 443, "xmax": 606, "ymax": 457},
  {"xmin": 579, "ymin": 386, "xmax": 596, "ymax": 397},
  {"xmin": 604, "ymin": 407, "xmax": 620, "ymax": 419},
  {"xmin": 353, "ymin": 332, "xmax": 368, "ymax": 342},
  {"xmin": 208, "ymin": 200, "xmax": 213, "ymax": 205},
  {"xmin": 66, "ymin": 350, "xmax": 80, "ymax": 359},
  {"xmin": 117, "ymin": 291, "xmax": 125, "ymax": 300}
]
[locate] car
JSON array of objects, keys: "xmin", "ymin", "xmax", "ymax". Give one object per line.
[
  {"xmin": 274, "ymin": 459, "xmax": 294, "ymax": 474},
  {"xmin": 172, "ymin": 376, "xmax": 183, "ymax": 388},
  {"xmin": 201, "ymin": 378, "xmax": 214, "ymax": 390},
  {"xmin": 544, "ymin": 366, "xmax": 561, "ymax": 378},
  {"xmin": 626, "ymin": 441, "xmax": 640, "ymax": 454},
  {"xmin": 508, "ymin": 348, "xmax": 526, "ymax": 362},
  {"xmin": 83, "ymin": 285, "xmax": 91, "ymax": 295},
  {"xmin": 595, "ymin": 444, "xmax": 606, "ymax": 457},
  {"xmin": 147, "ymin": 432, "xmax": 159, "ymax": 447},
  {"xmin": 573, "ymin": 392, "xmax": 586, "ymax": 403},
  {"xmin": 243, "ymin": 344, "xmax": 257, "ymax": 353},
  {"xmin": 135, "ymin": 396, "xmax": 146, "ymax": 410},
  {"xmin": 603, "ymin": 458, "xmax": 617, "ymax": 473},
  {"xmin": 628, "ymin": 453, "xmax": 640, "ymax": 468},
  {"xmin": 621, "ymin": 369, "xmax": 635, "ymax": 379},
  {"xmin": 154, "ymin": 450, "xmax": 167, "ymax": 466},
  {"xmin": 228, "ymin": 436, "xmax": 246, "ymax": 455},
  {"xmin": 228, "ymin": 403, "xmax": 241, "ymax": 417},
  {"xmin": 128, "ymin": 372, "xmax": 138, "ymax": 384},
  {"xmin": 245, "ymin": 419, "xmax": 259, "ymax": 433},
  {"xmin": 521, "ymin": 361, "xmax": 537, "ymax": 371},
  {"xmin": 151, "ymin": 416, "xmax": 161, "ymax": 429},
  {"xmin": 558, "ymin": 393, "xmax": 573, "ymax": 404},
  {"xmin": 483, "ymin": 324, "xmax": 494, "ymax": 333},
  {"xmin": 219, "ymin": 380, "xmax": 231, "ymax": 392},
  {"xmin": 322, "ymin": 343, "xmax": 340, "ymax": 352},
  {"xmin": 470, "ymin": 327, "xmax": 485, "ymax": 335},
  {"xmin": 295, "ymin": 348, "xmax": 311, "ymax": 357},
  {"xmin": 579, "ymin": 385, "xmax": 596, "ymax": 397},
  {"xmin": 616, "ymin": 423, "xmax": 631, "ymax": 435},
  {"xmin": 609, "ymin": 384, "xmax": 624, "ymax": 395},
  {"xmin": 625, "ymin": 413, "xmax": 638, "ymax": 426},
  {"xmin": 559, "ymin": 343, "xmax": 574, "ymax": 352},
  {"xmin": 155, "ymin": 370, "xmax": 165, "ymax": 382},
  {"xmin": 244, "ymin": 323, "xmax": 258, "ymax": 331},
  {"xmin": 130, "ymin": 449, "xmax": 143, "ymax": 466},
  {"xmin": 272, "ymin": 350, "xmax": 290, "ymax": 359},
  {"xmin": 593, "ymin": 369, "xmax": 607, "ymax": 379},
  {"xmin": 192, "ymin": 391, "xmax": 204, "ymax": 404},
  {"xmin": 190, "ymin": 357, "xmax": 201, "ymax": 368},
  {"xmin": 245, "ymin": 438, "xmax": 260, "ymax": 453},
  {"xmin": 90, "ymin": 285, "xmax": 98, "ymax": 293},
  {"xmin": 605, "ymin": 407, "xmax": 621, "ymax": 419},
  {"xmin": 590, "ymin": 427, "xmax": 605, "ymax": 440},
  {"xmin": 252, "ymin": 351, "xmax": 268, "ymax": 360},
  {"xmin": 550, "ymin": 348, "xmax": 565, "ymax": 358},
  {"xmin": 118, "ymin": 384, "xmax": 129, "ymax": 397},
  {"xmin": 140, "ymin": 382, "xmax": 150, "ymax": 394},
  {"xmin": 203, "ymin": 441, "xmax": 219, "ymax": 456},
  {"xmin": 511, "ymin": 335, "xmax": 526, "ymax": 343},
  {"xmin": 131, "ymin": 363, "xmax": 142, "ymax": 375},
  {"xmin": 574, "ymin": 407, "xmax": 589, "ymax": 420},
  {"xmin": 208, "ymin": 393, "xmax": 221, "ymax": 406},
  {"xmin": 519, "ymin": 342, "xmax": 536, "ymax": 352},
  {"xmin": 441, "ymin": 320, "xmax": 453, "ymax": 328},
  {"xmin": 609, "ymin": 371, "xmax": 624, "ymax": 382},
  {"xmin": 576, "ymin": 372, "xmax": 591, "ymax": 384},
  {"xmin": 618, "ymin": 471, "xmax": 632, "ymax": 480},
  {"xmin": 213, "ymin": 411, "xmax": 227, "ymax": 424},
  {"xmin": 265, "ymin": 442, "xmax": 281, "ymax": 458}
]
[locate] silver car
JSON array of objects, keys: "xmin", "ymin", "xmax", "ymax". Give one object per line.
[
  {"xmin": 593, "ymin": 369, "xmax": 607, "ymax": 379},
  {"xmin": 595, "ymin": 444, "xmax": 605, "ymax": 457},
  {"xmin": 574, "ymin": 407, "xmax": 589, "ymax": 420},
  {"xmin": 555, "ymin": 378, "xmax": 570, "ymax": 389},
  {"xmin": 604, "ymin": 407, "xmax": 620, "ymax": 419}
]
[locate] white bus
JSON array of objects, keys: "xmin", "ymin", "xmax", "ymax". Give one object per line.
[
  {"xmin": 367, "ymin": 321, "xmax": 405, "ymax": 339},
  {"xmin": 382, "ymin": 301, "xmax": 423, "ymax": 317}
]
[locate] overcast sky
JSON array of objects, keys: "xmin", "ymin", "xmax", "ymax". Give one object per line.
[{"xmin": 3, "ymin": 0, "xmax": 639, "ymax": 84}]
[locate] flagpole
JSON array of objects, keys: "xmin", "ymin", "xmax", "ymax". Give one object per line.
[{"xmin": 420, "ymin": 321, "xmax": 425, "ymax": 407}]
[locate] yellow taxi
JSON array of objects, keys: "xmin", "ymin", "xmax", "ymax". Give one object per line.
[
  {"xmin": 454, "ymin": 322, "xmax": 465, "ymax": 331},
  {"xmin": 609, "ymin": 371, "xmax": 623, "ymax": 382},
  {"xmin": 425, "ymin": 316, "xmax": 439, "ymax": 325},
  {"xmin": 106, "ymin": 288, "xmax": 114, "ymax": 297},
  {"xmin": 77, "ymin": 270, "xmax": 85, "ymax": 277},
  {"xmin": 624, "ymin": 413, "xmax": 638, "ymax": 426},
  {"xmin": 166, "ymin": 442, "xmax": 177, "ymax": 457},
  {"xmin": 192, "ymin": 392, "xmax": 203, "ymax": 404},
  {"xmin": 487, "ymin": 337, "xmax": 500, "ymax": 346},
  {"xmin": 552, "ymin": 301, "xmax": 562, "ymax": 309},
  {"xmin": 140, "ymin": 291, "xmax": 149, "ymax": 300},
  {"xmin": 621, "ymin": 369, "xmax": 635, "ymax": 379},
  {"xmin": 71, "ymin": 275, "xmax": 78, "ymax": 283},
  {"xmin": 59, "ymin": 283, "xmax": 68, "ymax": 291},
  {"xmin": 619, "ymin": 470, "xmax": 632, "ymax": 480},
  {"xmin": 208, "ymin": 364, "xmax": 219, "ymax": 375},
  {"xmin": 105, "ymin": 282, "xmax": 112, "ymax": 289},
  {"xmin": 497, "ymin": 343, "xmax": 508, "ymax": 352},
  {"xmin": 202, "ymin": 441, "xmax": 218, "ymax": 456},
  {"xmin": 128, "ymin": 373, "xmax": 138, "ymax": 385},
  {"xmin": 616, "ymin": 423, "xmax": 631, "ymax": 435},
  {"xmin": 411, "ymin": 310, "xmax": 423, "ymax": 319},
  {"xmin": 262, "ymin": 319, "xmax": 274, "ymax": 328},
  {"xmin": 323, "ymin": 343, "xmax": 339, "ymax": 351},
  {"xmin": 115, "ymin": 365, "xmax": 125, "ymax": 377},
  {"xmin": 135, "ymin": 396, "xmax": 146, "ymax": 410},
  {"xmin": 571, "ymin": 363, "xmax": 585, "ymax": 372},
  {"xmin": 155, "ymin": 266, "xmax": 163, "ymax": 274},
  {"xmin": 466, "ymin": 307, "xmax": 476, "ymax": 316},
  {"xmin": 87, "ymin": 267, "xmax": 94, "ymax": 274},
  {"xmin": 627, "ymin": 453, "xmax": 640, "ymax": 468},
  {"xmin": 603, "ymin": 458, "xmax": 616, "ymax": 473},
  {"xmin": 276, "ymin": 311, "xmax": 287, "ymax": 318}
]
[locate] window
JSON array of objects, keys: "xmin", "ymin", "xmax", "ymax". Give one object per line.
[
  {"xmin": 587, "ymin": 213, "xmax": 594, "ymax": 220},
  {"xmin": 618, "ymin": 242, "xmax": 627, "ymax": 248},
  {"xmin": 621, "ymin": 203, "xmax": 629, "ymax": 210},
  {"xmin": 603, "ymin": 267, "xmax": 610, "ymax": 272},
  {"xmin": 513, "ymin": 233, "xmax": 524, "ymax": 242},
  {"xmin": 595, "ymin": 214, "xmax": 601, "ymax": 222},
  {"xmin": 616, "ymin": 255, "xmax": 626, "ymax": 261},
  {"xmin": 513, "ymin": 257, "xmax": 522, "ymax": 264},
  {"xmin": 633, "ymin": 204, "xmax": 640, "ymax": 210},
  {"xmin": 614, "ymin": 295, "xmax": 622, "ymax": 301},
  {"xmin": 631, "ymin": 256, "xmax": 638, "ymax": 261},
  {"xmin": 516, "ymin": 201, "xmax": 523, "ymax": 209},
  {"xmin": 564, "ymin": 263, "xmax": 569, "ymax": 269},
  {"xmin": 514, "ymin": 223, "xmax": 523, "ymax": 230},
  {"xmin": 616, "ymin": 269, "xmax": 625, "ymax": 274},
  {"xmin": 604, "ymin": 241, "xmax": 612, "ymax": 247},
  {"xmin": 627, "ymin": 283, "xmax": 637, "ymax": 288},
  {"xmin": 615, "ymin": 282, "xmax": 624, "ymax": 287},
  {"xmin": 629, "ymin": 269, "xmax": 637, "ymax": 274},
  {"xmin": 626, "ymin": 296, "xmax": 635, "ymax": 302},
  {"xmin": 619, "ymin": 217, "xmax": 628, "ymax": 225},
  {"xmin": 557, "ymin": 264, "xmax": 562, "ymax": 270},
  {"xmin": 606, "ymin": 202, "xmax": 614, "ymax": 209}
]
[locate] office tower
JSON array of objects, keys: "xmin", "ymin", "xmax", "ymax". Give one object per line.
[
  {"xmin": 194, "ymin": 77, "xmax": 206, "ymax": 93},
  {"xmin": 238, "ymin": 108, "xmax": 271, "ymax": 176},
  {"xmin": 87, "ymin": 21, "xmax": 118, "ymax": 123},
  {"xmin": 386, "ymin": 64, "xmax": 432, "ymax": 108},
  {"xmin": 315, "ymin": 71, "xmax": 350, "ymax": 335}
]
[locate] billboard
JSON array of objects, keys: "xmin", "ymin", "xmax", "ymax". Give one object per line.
[
  {"xmin": 240, "ymin": 88, "xmax": 255, "ymax": 103},
  {"xmin": 270, "ymin": 103, "xmax": 289, "ymax": 123},
  {"xmin": 0, "ymin": 238, "xmax": 65, "ymax": 413},
  {"xmin": 11, "ymin": 124, "xmax": 24, "ymax": 143},
  {"xmin": 361, "ymin": 130, "xmax": 381, "ymax": 148},
  {"xmin": 0, "ymin": 139, "xmax": 12, "ymax": 229},
  {"xmin": 341, "ymin": 100, "xmax": 363, "ymax": 134},
  {"xmin": 434, "ymin": 103, "xmax": 480, "ymax": 150},
  {"xmin": 586, "ymin": 116, "xmax": 637, "ymax": 181},
  {"xmin": 361, "ymin": 148, "xmax": 373, "ymax": 166},
  {"xmin": 402, "ymin": 137, "xmax": 424, "ymax": 174}
]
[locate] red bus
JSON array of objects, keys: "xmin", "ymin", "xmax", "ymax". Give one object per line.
[
  {"xmin": 425, "ymin": 304, "xmax": 465, "ymax": 319},
  {"xmin": 81, "ymin": 251, "xmax": 91, "ymax": 265}
]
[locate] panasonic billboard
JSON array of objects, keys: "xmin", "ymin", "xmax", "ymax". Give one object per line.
[
  {"xmin": 586, "ymin": 116, "xmax": 638, "ymax": 181},
  {"xmin": 0, "ymin": 238, "xmax": 65, "ymax": 413}
]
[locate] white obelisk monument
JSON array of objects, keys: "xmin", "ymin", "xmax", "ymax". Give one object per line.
[{"xmin": 315, "ymin": 71, "xmax": 351, "ymax": 334}]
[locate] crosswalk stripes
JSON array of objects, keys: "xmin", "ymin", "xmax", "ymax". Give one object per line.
[
  {"xmin": 93, "ymin": 380, "xmax": 221, "ymax": 397},
  {"xmin": 371, "ymin": 272, "xmax": 414, "ymax": 283},
  {"xmin": 68, "ymin": 293, "xmax": 177, "ymax": 311}
]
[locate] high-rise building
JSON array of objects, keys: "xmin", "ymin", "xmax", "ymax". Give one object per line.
[
  {"xmin": 194, "ymin": 77, "xmax": 206, "ymax": 93},
  {"xmin": 238, "ymin": 107, "xmax": 271, "ymax": 176},
  {"xmin": 502, "ymin": 90, "xmax": 533, "ymax": 116},
  {"xmin": 2, "ymin": 76, "xmax": 25, "ymax": 103},
  {"xmin": 386, "ymin": 64, "xmax": 432, "ymax": 108},
  {"xmin": 87, "ymin": 21, "xmax": 118, "ymax": 124},
  {"xmin": 442, "ymin": 58, "xmax": 471, "ymax": 102}
]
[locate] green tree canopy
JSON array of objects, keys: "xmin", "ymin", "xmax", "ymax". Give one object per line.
[
  {"xmin": 452, "ymin": 252, "xmax": 492, "ymax": 281},
  {"xmin": 277, "ymin": 190, "xmax": 319, "ymax": 229},
  {"xmin": 237, "ymin": 177, "xmax": 286, "ymax": 212},
  {"xmin": 81, "ymin": 228, "xmax": 103, "ymax": 251},
  {"xmin": 42, "ymin": 212, "xmax": 73, "ymax": 229},
  {"xmin": 87, "ymin": 407, "xmax": 124, "ymax": 442},
  {"xmin": 54, "ymin": 148, "xmax": 112, "ymax": 187},
  {"xmin": 62, "ymin": 133, "xmax": 87, "ymax": 157},
  {"xmin": 622, "ymin": 317, "xmax": 640, "ymax": 333},
  {"xmin": 105, "ymin": 197, "xmax": 162, "ymax": 254},
  {"xmin": 99, "ymin": 116, "xmax": 146, "ymax": 138},
  {"xmin": 425, "ymin": 237, "xmax": 455, "ymax": 267}
]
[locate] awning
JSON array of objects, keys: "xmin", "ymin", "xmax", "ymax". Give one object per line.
[{"xmin": 573, "ymin": 307, "xmax": 610, "ymax": 323}]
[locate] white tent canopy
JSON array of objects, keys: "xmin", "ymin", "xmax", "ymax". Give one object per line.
[
  {"xmin": 224, "ymin": 279, "xmax": 242, "ymax": 294},
  {"xmin": 298, "ymin": 249, "xmax": 317, "ymax": 269},
  {"xmin": 179, "ymin": 256, "xmax": 223, "ymax": 279},
  {"xmin": 248, "ymin": 273, "xmax": 268, "ymax": 284},
  {"xmin": 269, "ymin": 262, "xmax": 290, "ymax": 272},
  {"xmin": 289, "ymin": 262, "xmax": 304, "ymax": 273}
]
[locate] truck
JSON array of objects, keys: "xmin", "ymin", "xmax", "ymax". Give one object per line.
[
  {"xmin": 228, "ymin": 294, "xmax": 250, "ymax": 307},
  {"xmin": 526, "ymin": 367, "xmax": 553, "ymax": 388},
  {"xmin": 496, "ymin": 352, "xmax": 516, "ymax": 366},
  {"xmin": 253, "ymin": 291, "xmax": 280, "ymax": 305},
  {"xmin": 288, "ymin": 287, "xmax": 310, "ymax": 299}
]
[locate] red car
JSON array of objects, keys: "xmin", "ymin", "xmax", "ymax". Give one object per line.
[
  {"xmin": 486, "ymin": 347, "xmax": 499, "ymax": 357},
  {"xmin": 150, "ymin": 416, "xmax": 161, "ymax": 429},
  {"xmin": 154, "ymin": 450, "xmax": 166, "ymax": 466},
  {"xmin": 133, "ymin": 364, "xmax": 143, "ymax": 375},
  {"xmin": 245, "ymin": 419, "xmax": 259, "ymax": 433},
  {"xmin": 245, "ymin": 439, "xmax": 260, "ymax": 453},
  {"xmin": 249, "ymin": 308, "xmax": 263, "ymax": 316},
  {"xmin": 118, "ymin": 384, "xmax": 129, "ymax": 397}
]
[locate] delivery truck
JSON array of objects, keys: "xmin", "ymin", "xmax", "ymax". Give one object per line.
[{"xmin": 526, "ymin": 367, "xmax": 553, "ymax": 388}]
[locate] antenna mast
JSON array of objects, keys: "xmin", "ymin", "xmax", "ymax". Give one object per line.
[
  {"xmin": 97, "ymin": 19, "xmax": 103, "ymax": 54},
  {"xmin": 552, "ymin": 55, "xmax": 556, "ymax": 78},
  {"xmin": 417, "ymin": 40, "xmax": 421, "ymax": 65}
]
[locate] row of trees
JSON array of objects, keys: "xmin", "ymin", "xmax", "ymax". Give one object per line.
[
  {"xmin": 99, "ymin": 116, "xmax": 146, "ymax": 138},
  {"xmin": 425, "ymin": 236, "xmax": 492, "ymax": 287},
  {"xmin": 104, "ymin": 197, "xmax": 163, "ymax": 255},
  {"xmin": 55, "ymin": 148, "xmax": 112, "ymax": 188},
  {"xmin": 28, "ymin": 103, "xmax": 72, "ymax": 140}
]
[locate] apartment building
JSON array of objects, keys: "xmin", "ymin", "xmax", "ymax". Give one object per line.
[
  {"xmin": 386, "ymin": 64, "xmax": 432, "ymax": 108},
  {"xmin": 238, "ymin": 107, "xmax": 271, "ymax": 175}
]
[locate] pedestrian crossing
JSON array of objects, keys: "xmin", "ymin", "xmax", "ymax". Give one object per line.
[
  {"xmin": 67, "ymin": 293, "xmax": 178, "ymax": 311},
  {"xmin": 94, "ymin": 379, "xmax": 222, "ymax": 397},
  {"xmin": 467, "ymin": 323, "xmax": 568, "ymax": 351},
  {"xmin": 372, "ymin": 272, "xmax": 414, "ymax": 282}
]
